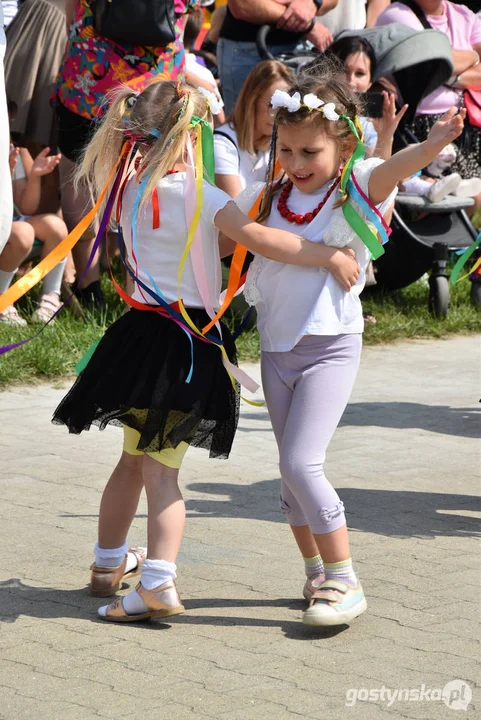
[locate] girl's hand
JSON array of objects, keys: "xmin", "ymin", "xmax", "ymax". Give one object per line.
[
  {"xmin": 31, "ymin": 147, "xmax": 62, "ymax": 176},
  {"xmin": 9, "ymin": 144, "xmax": 19, "ymax": 172},
  {"xmin": 328, "ymin": 247, "xmax": 361, "ymax": 292},
  {"xmin": 372, "ymin": 92, "xmax": 409, "ymax": 141},
  {"xmin": 426, "ymin": 108, "xmax": 466, "ymax": 153}
]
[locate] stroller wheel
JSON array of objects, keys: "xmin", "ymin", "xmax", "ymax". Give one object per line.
[
  {"xmin": 469, "ymin": 280, "xmax": 481, "ymax": 307},
  {"xmin": 428, "ymin": 275, "xmax": 449, "ymax": 319}
]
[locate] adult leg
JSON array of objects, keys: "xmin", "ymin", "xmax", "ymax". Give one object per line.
[
  {"xmin": 0, "ymin": 23, "xmax": 12, "ymax": 254},
  {"xmin": 59, "ymin": 154, "xmax": 99, "ymax": 289},
  {"xmin": 217, "ymin": 39, "xmax": 259, "ymax": 116}
]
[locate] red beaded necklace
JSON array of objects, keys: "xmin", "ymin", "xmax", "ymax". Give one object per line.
[{"xmin": 277, "ymin": 176, "xmax": 341, "ymax": 225}]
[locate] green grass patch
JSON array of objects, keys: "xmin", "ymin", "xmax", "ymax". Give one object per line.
[{"xmin": 1, "ymin": 274, "xmax": 480, "ymax": 386}]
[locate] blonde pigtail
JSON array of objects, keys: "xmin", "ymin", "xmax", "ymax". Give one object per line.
[
  {"xmin": 140, "ymin": 92, "xmax": 200, "ymax": 207},
  {"xmin": 75, "ymin": 86, "xmax": 138, "ymax": 211}
]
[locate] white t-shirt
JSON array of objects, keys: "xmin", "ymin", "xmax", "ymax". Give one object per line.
[
  {"xmin": 185, "ymin": 52, "xmax": 217, "ymax": 91},
  {"xmin": 121, "ymin": 173, "xmax": 232, "ymax": 308},
  {"xmin": 238, "ymin": 159, "xmax": 397, "ymax": 352},
  {"xmin": 214, "ymin": 124, "xmax": 269, "ymax": 191},
  {"xmin": 321, "ymin": 0, "xmax": 367, "ymax": 36}
]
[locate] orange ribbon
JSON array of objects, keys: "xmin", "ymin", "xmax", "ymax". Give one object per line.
[{"xmin": 0, "ymin": 147, "xmax": 127, "ymax": 315}]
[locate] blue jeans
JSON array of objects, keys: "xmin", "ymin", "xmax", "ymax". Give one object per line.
[{"xmin": 217, "ymin": 38, "xmax": 297, "ymax": 115}]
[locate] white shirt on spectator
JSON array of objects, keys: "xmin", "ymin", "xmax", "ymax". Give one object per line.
[
  {"xmin": 185, "ymin": 52, "xmax": 217, "ymax": 91},
  {"xmin": 321, "ymin": 0, "xmax": 367, "ymax": 36},
  {"xmin": 214, "ymin": 124, "xmax": 269, "ymax": 191}
]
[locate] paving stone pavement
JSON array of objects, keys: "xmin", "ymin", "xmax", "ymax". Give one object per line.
[{"xmin": 0, "ymin": 335, "xmax": 479, "ymax": 720}]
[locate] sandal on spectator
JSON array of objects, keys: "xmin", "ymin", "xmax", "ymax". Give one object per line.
[
  {"xmin": 31, "ymin": 292, "xmax": 62, "ymax": 324},
  {"xmin": 0, "ymin": 304, "xmax": 27, "ymax": 326}
]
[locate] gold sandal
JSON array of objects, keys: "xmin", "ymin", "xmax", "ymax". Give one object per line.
[
  {"xmin": 89, "ymin": 547, "xmax": 147, "ymax": 597},
  {"xmin": 99, "ymin": 581, "xmax": 185, "ymax": 623}
]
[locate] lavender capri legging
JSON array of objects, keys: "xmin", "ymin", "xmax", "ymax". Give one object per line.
[{"xmin": 261, "ymin": 333, "xmax": 362, "ymax": 535}]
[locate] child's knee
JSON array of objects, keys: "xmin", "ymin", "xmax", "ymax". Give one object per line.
[
  {"xmin": 313, "ymin": 501, "xmax": 346, "ymax": 533},
  {"xmin": 8, "ymin": 221, "xmax": 35, "ymax": 254},
  {"xmin": 279, "ymin": 495, "xmax": 306, "ymax": 525},
  {"xmin": 34, "ymin": 214, "xmax": 68, "ymax": 244}
]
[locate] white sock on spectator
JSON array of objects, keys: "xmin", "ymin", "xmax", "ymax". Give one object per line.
[
  {"xmin": 41, "ymin": 258, "xmax": 67, "ymax": 296},
  {"xmin": 0, "ymin": 269, "xmax": 16, "ymax": 295}
]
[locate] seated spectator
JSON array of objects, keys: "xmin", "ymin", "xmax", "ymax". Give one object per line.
[
  {"xmin": 184, "ymin": 8, "xmax": 226, "ymax": 125},
  {"xmin": 325, "ymin": 34, "xmax": 481, "ymax": 201},
  {"xmin": 5, "ymin": 0, "xmax": 66, "ymax": 215},
  {"xmin": 376, "ymin": 0, "xmax": 481, "ymax": 213},
  {"xmin": 185, "ymin": 9, "xmax": 218, "ymax": 91},
  {"xmin": 217, "ymin": 0, "xmax": 338, "ymax": 114},
  {"xmin": 0, "ymin": 145, "xmax": 67, "ymax": 325},
  {"xmin": 214, "ymin": 60, "xmax": 294, "ymax": 198}
]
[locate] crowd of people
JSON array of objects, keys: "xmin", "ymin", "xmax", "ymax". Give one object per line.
[
  {"xmin": 0, "ymin": 0, "xmax": 480, "ymax": 324},
  {"xmin": 0, "ymin": 1, "xmax": 480, "ymax": 628}
]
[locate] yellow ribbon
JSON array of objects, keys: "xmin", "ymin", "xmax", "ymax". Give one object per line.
[{"xmin": 175, "ymin": 125, "xmax": 263, "ymax": 406}]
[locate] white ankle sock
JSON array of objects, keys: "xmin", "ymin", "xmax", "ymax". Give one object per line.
[
  {"xmin": 303, "ymin": 554, "xmax": 325, "ymax": 578},
  {"xmin": 0, "ymin": 269, "xmax": 16, "ymax": 295},
  {"xmin": 94, "ymin": 542, "xmax": 144, "ymax": 574},
  {"xmin": 94, "ymin": 542, "xmax": 128, "ymax": 568},
  {"xmin": 100, "ymin": 559, "xmax": 177, "ymax": 617},
  {"xmin": 141, "ymin": 559, "xmax": 177, "ymax": 589}
]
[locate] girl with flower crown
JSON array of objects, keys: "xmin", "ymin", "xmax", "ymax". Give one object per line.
[
  {"xmin": 232, "ymin": 68, "xmax": 465, "ymax": 627},
  {"xmin": 49, "ymin": 80, "xmax": 361, "ymax": 623}
]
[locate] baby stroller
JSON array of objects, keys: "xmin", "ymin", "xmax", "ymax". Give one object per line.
[
  {"xmin": 256, "ymin": 24, "xmax": 321, "ymax": 73},
  {"xmin": 339, "ymin": 24, "xmax": 479, "ymax": 318}
]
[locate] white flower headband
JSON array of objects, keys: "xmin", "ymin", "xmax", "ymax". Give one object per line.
[
  {"xmin": 197, "ymin": 86, "xmax": 224, "ymax": 116},
  {"xmin": 271, "ymin": 89, "xmax": 340, "ymax": 121}
]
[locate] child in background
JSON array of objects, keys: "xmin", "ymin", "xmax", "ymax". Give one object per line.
[
  {"xmin": 184, "ymin": 9, "xmax": 225, "ymax": 125},
  {"xmin": 236, "ymin": 70, "xmax": 465, "ymax": 626},
  {"xmin": 52, "ymin": 80, "xmax": 359, "ymax": 623},
  {"xmin": 0, "ymin": 144, "xmax": 67, "ymax": 325}
]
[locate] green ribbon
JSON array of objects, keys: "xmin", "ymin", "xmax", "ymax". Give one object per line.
[
  {"xmin": 338, "ymin": 114, "xmax": 385, "ymax": 260},
  {"xmin": 74, "ymin": 339, "xmax": 101, "ymax": 375},
  {"xmin": 449, "ymin": 231, "xmax": 481, "ymax": 285},
  {"xmin": 190, "ymin": 116, "xmax": 215, "ymax": 185},
  {"xmin": 341, "ymin": 203, "xmax": 385, "ymax": 260}
]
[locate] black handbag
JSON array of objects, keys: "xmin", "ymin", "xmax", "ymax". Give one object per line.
[{"xmin": 90, "ymin": 0, "xmax": 177, "ymax": 47}]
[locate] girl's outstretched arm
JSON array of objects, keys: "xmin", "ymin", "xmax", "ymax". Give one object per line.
[
  {"xmin": 368, "ymin": 108, "xmax": 466, "ymax": 205},
  {"xmin": 215, "ymin": 201, "xmax": 361, "ymax": 291}
]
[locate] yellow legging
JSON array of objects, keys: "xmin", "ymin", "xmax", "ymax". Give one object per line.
[{"xmin": 122, "ymin": 426, "xmax": 188, "ymax": 470}]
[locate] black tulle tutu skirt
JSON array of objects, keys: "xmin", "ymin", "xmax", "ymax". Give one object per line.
[{"xmin": 52, "ymin": 309, "xmax": 240, "ymax": 459}]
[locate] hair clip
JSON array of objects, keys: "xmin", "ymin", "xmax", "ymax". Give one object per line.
[
  {"xmin": 176, "ymin": 81, "xmax": 189, "ymax": 99},
  {"xmin": 197, "ymin": 86, "xmax": 224, "ymax": 116}
]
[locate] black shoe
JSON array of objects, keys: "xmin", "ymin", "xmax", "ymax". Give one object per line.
[{"xmin": 74, "ymin": 280, "xmax": 106, "ymax": 310}]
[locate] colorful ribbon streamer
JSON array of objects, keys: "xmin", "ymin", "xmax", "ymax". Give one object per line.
[{"xmin": 449, "ymin": 230, "xmax": 481, "ymax": 285}]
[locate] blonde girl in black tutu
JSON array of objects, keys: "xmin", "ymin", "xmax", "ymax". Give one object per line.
[{"xmin": 52, "ymin": 80, "xmax": 361, "ymax": 623}]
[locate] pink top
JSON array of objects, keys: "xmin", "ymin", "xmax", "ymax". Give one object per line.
[{"xmin": 375, "ymin": 1, "xmax": 481, "ymax": 115}]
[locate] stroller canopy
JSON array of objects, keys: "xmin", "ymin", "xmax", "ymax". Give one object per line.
[{"xmin": 338, "ymin": 24, "xmax": 454, "ymax": 124}]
